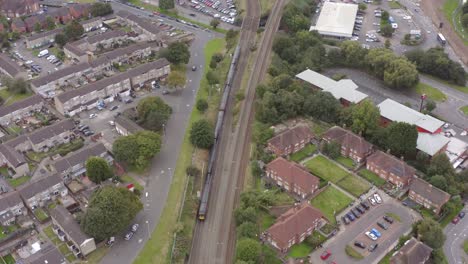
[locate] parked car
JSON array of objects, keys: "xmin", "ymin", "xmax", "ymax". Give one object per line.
[
  {"xmin": 89, "ymin": 113, "xmax": 97, "ymax": 119},
  {"xmin": 369, "ymin": 243, "xmax": 378, "ymax": 252},
  {"xmin": 131, "ymin": 224, "xmax": 139, "ymax": 232},
  {"xmin": 374, "ymin": 193, "xmax": 382, "ymax": 204},
  {"xmin": 383, "ymin": 215, "xmax": 394, "ymax": 224},
  {"xmin": 361, "ymin": 201, "xmax": 370, "ymax": 210},
  {"xmin": 371, "ymin": 228, "xmax": 381, "ymax": 238},
  {"xmin": 365, "ymin": 231, "xmax": 378, "ymax": 241},
  {"xmin": 368, "ymin": 197, "xmax": 376, "ymax": 205},
  {"xmin": 354, "ymin": 241, "xmax": 366, "ymax": 249},
  {"xmin": 356, "ymin": 205, "xmax": 365, "ymax": 214},
  {"xmin": 377, "ymin": 221, "xmax": 388, "ymax": 230},
  {"xmin": 106, "ymin": 237, "xmax": 115, "ymax": 246},
  {"xmin": 79, "ymin": 125, "xmax": 89, "ymax": 131},
  {"xmin": 124, "ymin": 98, "xmax": 133, "ymax": 104},
  {"xmin": 162, "ymin": 90, "xmax": 169, "ymax": 95},
  {"xmin": 459, "ymin": 212, "xmax": 465, "ymax": 218},
  {"xmin": 452, "ymin": 217, "xmax": 460, "ymax": 224},
  {"xmin": 124, "ymin": 232, "xmax": 134, "ymax": 240},
  {"xmin": 342, "ymin": 216, "xmax": 350, "ymax": 225},
  {"xmin": 320, "ymin": 250, "xmax": 332, "ymax": 260},
  {"xmin": 351, "ymin": 208, "xmax": 360, "ymax": 218},
  {"xmin": 110, "ymin": 105, "xmax": 119, "ymax": 111},
  {"xmin": 347, "ymin": 213, "xmax": 355, "ymax": 221}
]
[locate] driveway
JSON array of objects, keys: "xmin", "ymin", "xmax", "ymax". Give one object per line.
[{"xmin": 444, "ymin": 205, "xmax": 468, "ymax": 264}]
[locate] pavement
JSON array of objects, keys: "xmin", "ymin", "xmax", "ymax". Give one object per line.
[
  {"xmin": 444, "ymin": 205, "xmax": 468, "ymax": 264},
  {"xmin": 98, "ymin": 4, "xmax": 221, "ymax": 264}
]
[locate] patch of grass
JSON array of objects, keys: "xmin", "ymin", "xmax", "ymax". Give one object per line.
[
  {"xmin": 34, "ymin": 208, "xmax": 49, "ymax": 222},
  {"xmin": 0, "ymin": 89, "xmax": 32, "ymax": 106},
  {"xmin": 379, "ymin": 251, "xmax": 393, "ymax": 264},
  {"xmin": 0, "ymin": 225, "xmax": 16, "ymax": 240},
  {"xmin": 310, "ymin": 186, "xmax": 353, "ymax": 224},
  {"xmin": 320, "ymin": 223, "xmax": 336, "ymax": 235},
  {"xmin": 311, "ymin": 121, "xmax": 331, "ymax": 136},
  {"xmin": 335, "ymin": 156, "xmax": 354, "ymax": 169},
  {"xmin": 304, "ymin": 155, "xmax": 350, "ymax": 183},
  {"xmin": 58, "ymin": 244, "xmax": 70, "ymax": 257},
  {"xmin": 270, "ymin": 188, "xmax": 295, "ymax": 206},
  {"xmin": 134, "ymin": 38, "xmax": 226, "ymax": 264},
  {"xmin": 260, "ymin": 212, "xmax": 275, "ymax": 231},
  {"xmin": 345, "ymin": 245, "xmax": 364, "ymax": 260},
  {"xmin": 0, "ymin": 167, "xmax": 8, "ymax": 176},
  {"xmin": 43, "ymin": 225, "xmax": 60, "ymax": 246},
  {"xmin": 7, "ymin": 176, "xmax": 31, "ymax": 188},
  {"xmin": 6, "ymin": 125, "xmax": 22, "ymax": 135},
  {"xmin": 386, "ymin": 212, "xmax": 401, "ymax": 222},
  {"xmin": 288, "ymin": 242, "xmax": 312, "ymax": 258},
  {"xmin": 337, "ymin": 175, "xmax": 371, "ymax": 197},
  {"xmin": 460, "ymin": 105, "xmax": 468, "ymax": 116},
  {"xmin": 65, "ymin": 253, "xmax": 76, "ymax": 262},
  {"xmin": 358, "ymin": 169, "xmax": 386, "ymax": 187},
  {"xmin": 262, "ymin": 245, "xmax": 282, "ymax": 264},
  {"xmin": 442, "ymin": 0, "xmax": 468, "ymax": 45},
  {"xmin": 388, "ymin": 1, "xmax": 402, "ymax": 9},
  {"xmin": 423, "ymin": 74, "xmax": 468, "ymax": 93},
  {"xmin": 2, "ymin": 254, "xmax": 15, "ymax": 264},
  {"xmin": 464, "ymin": 239, "xmax": 468, "ymax": 254},
  {"xmin": 289, "ymin": 144, "xmax": 317, "ymax": 162},
  {"xmin": 121, "ymin": 175, "xmax": 144, "ymax": 191},
  {"xmin": 415, "ymin": 83, "xmax": 447, "ymax": 102}
]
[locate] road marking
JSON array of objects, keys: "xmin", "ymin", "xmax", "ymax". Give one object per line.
[{"xmin": 138, "ymin": 239, "xmax": 143, "ymax": 243}]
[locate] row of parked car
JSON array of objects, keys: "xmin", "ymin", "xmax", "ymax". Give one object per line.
[
  {"xmin": 190, "ymin": 0, "xmax": 237, "ymax": 24},
  {"xmin": 342, "ymin": 193, "xmax": 382, "ymax": 224},
  {"xmin": 354, "ymin": 215, "xmax": 394, "ymax": 253}
]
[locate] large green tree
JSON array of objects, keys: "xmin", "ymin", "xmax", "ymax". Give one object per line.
[
  {"xmin": 113, "ymin": 131, "xmax": 162, "ymax": 170},
  {"xmin": 91, "ymin": 2, "xmax": 113, "ymax": 17},
  {"xmin": 365, "ymin": 48, "xmax": 395, "ymax": 79},
  {"xmin": 159, "ymin": 0, "xmax": 174, "ymax": 10},
  {"xmin": 137, "ymin": 96, "xmax": 172, "ymax": 131},
  {"xmin": 340, "ymin": 41, "xmax": 368, "ymax": 68},
  {"xmin": 64, "ymin": 20, "xmax": 84, "ymax": 41},
  {"xmin": 237, "ymin": 222, "xmax": 258, "ymax": 239},
  {"xmin": 46, "ymin": 16, "xmax": 55, "ymax": 30},
  {"xmin": 385, "ymin": 122, "xmax": 418, "ymax": 157},
  {"xmin": 189, "ymin": 119, "xmax": 214, "ymax": 149},
  {"xmin": 415, "ymin": 219, "xmax": 445, "ymax": 249},
  {"xmin": 86, "ymin": 157, "xmax": 113, "ymax": 184},
  {"xmin": 81, "ymin": 186, "xmax": 143, "ymax": 241},
  {"xmin": 164, "ymin": 42, "xmax": 190, "ymax": 65},
  {"xmin": 54, "ymin": 33, "xmax": 68, "ymax": 47},
  {"xmin": 304, "ymin": 91, "xmax": 341, "ymax": 123},
  {"xmin": 351, "ymin": 100, "xmax": 380, "ymax": 135},
  {"xmin": 235, "ymin": 238, "xmax": 261, "ymax": 262},
  {"xmin": 428, "ymin": 153, "xmax": 454, "ymax": 177},
  {"xmin": 167, "ymin": 71, "xmax": 186, "ymax": 90},
  {"xmin": 383, "ymin": 58, "xmax": 419, "ymax": 89}
]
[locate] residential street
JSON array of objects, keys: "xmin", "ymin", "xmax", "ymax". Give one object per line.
[
  {"xmin": 444, "ymin": 205, "xmax": 468, "ymax": 264},
  {"xmin": 99, "ymin": 4, "xmax": 222, "ymax": 263}
]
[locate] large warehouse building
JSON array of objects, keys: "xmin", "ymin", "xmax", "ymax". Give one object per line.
[{"xmin": 310, "ymin": 2, "xmax": 358, "ymax": 39}]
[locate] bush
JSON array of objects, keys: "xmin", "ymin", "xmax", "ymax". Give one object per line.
[
  {"xmin": 186, "ymin": 166, "xmax": 201, "ymax": 177},
  {"xmin": 196, "ymin": 99, "xmax": 208, "ymax": 113},
  {"xmin": 189, "ymin": 119, "xmax": 214, "ymax": 149}
]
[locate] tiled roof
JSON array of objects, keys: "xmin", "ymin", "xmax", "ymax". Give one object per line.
[
  {"xmin": 19, "ymin": 173, "xmax": 62, "ymax": 200},
  {"xmin": 0, "ymin": 53, "xmax": 24, "ymax": 76},
  {"xmin": 0, "ymin": 144, "xmax": 26, "ymax": 167},
  {"xmin": 115, "ymin": 116, "xmax": 143, "ymax": 134},
  {"xmin": 410, "ymin": 177, "xmax": 450, "ymax": 207},
  {"xmin": 268, "ymin": 125, "xmax": 313, "ymax": 152},
  {"xmin": 31, "ymin": 62, "xmax": 90, "ymax": 87},
  {"xmin": 266, "ymin": 157, "xmax": 319, "ymax": 194},
  {"xmin": 27, "ymin": 119, "xmax": 74, "ymax": 145},
  {"xmin": 0, "ymin": 94, "xmax": 43, "ymax": 119},
  {"xmin": 0, "ymin": 191, "xmax": 23, "ymax": 214},
  {"xmin": 26, "ymin": 247, "xmax": 66, "ymax": 264},
  {"xmin": 86, "ymin": 29, "xmax": 126, "ymax": 45},
  {"xmin": 323, "ymin": 126, "xmax": 373, "ymax": 157},
  {"xmin": 52, "ymin": 143, "xmax": 107, "ymax": 174},
  {"xmin": 117, "ymin": 10, "xmax": 161, "ymax": 35},
  {"xmin": 50, "ymin": 205, "xmax": 91, "ymax": 245},
  {"xmin": 390, "ymin": 237, "xmax": 432, "ymax": 264},
  {"xmin": 367, "ymin": 150, "xmax": 415, "ymax": 180},
  {"xmin": 27, "ymin": 28, "xmax": 63, "ymax": 42}
]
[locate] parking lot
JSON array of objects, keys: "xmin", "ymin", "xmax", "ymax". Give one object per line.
[
  {"xmin": 310, "ymin": 190, "xmax": 418, "ymax": 264},
  {"xmin": 187, "ymin": 0, "xmax": 237, "ymax": 24}
]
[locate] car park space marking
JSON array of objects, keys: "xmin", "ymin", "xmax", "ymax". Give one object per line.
[{"xmin": 353, "ymin": 217, "xmax": 401, "ymax": 257}]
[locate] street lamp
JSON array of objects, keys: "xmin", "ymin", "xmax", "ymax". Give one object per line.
[
  {"xmin": 419, "ymin": 93, "xmax": 427, "ymax": 112},
  {"xmin": 146, "ymin": 220, "xmax": 150, "ymax": 239}
]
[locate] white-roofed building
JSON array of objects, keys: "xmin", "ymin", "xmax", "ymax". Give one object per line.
[
  {"xmin": 417, "ymin": 133, "xmax": 450, "ymax": 157},
  {"xmin": 309, "ymin": 2, "xmax": 358, "ymax": 39},
  {"xmin": 296, "ymin": 69, "xmax": 368, "ymax": 106}
]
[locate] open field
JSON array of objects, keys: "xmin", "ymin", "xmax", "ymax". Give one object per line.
[{"xmin": 310, "ymin": 186, "xmax": 353, "ymax": 224}]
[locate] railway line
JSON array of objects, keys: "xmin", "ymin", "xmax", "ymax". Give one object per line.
[{"xmin": 188, "ymin": 0, "xmax": 285, "ymax": 262}]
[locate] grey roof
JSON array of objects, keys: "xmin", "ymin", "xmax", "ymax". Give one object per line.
[
  {"xmin": 53, "ymin": 143, "xmax": 107, "ymax": 173},
  {"xmin": 0, "ymin": 191, "xmax": 23, "ymax": 213},
  {"xmin": 27, "ymin": 119, "xmax": 75, "ymax": 145},
  {"xmin": 0, "ymin": 94, "xmax": 43, "ymax": 118},
  {"xmin": 115, "ymin": 116, "xmax": 143, "ymax": 134},
  {"xmin": 410, "ymin": 177, "xmax": 450, "ymax": 207},
  {"xmin": 80, "ymin": 16, "xmax": 101, "ymax": 26},
  {"xmin": 31, "ymin": 63, "xmax": 90, "ymax": 87},
  {"xmin": 390, "ymin": 237, "xmax": 432, "ymax": 264},
  {"xmin": 117, "ymin": 10, "xmax": 161, "ymax": 35},
  {"xmin": 19, "ymin": 173, "xmax": 62, "ymax": 200},
  {"xmin": 27, "ymin": 28, "xmax": 63, "ymax": 42},
  {"xmin": 4, "ymin": 135, "xmax": 29, "ymax": 148},
  {"xmin": 86, "ymin": 29, "xmax": 126, "ymax": 45},
  {"xmin": 90, "ymin": 42, "xmax": 155, "ymax": 67},
  {"xmin": 0, "ymin": 53, "xmax": 24, "ymax": 76},
  {"xmin": 0, "ymin": 144, "xmax": 26, "ymax": 167},
  {"xmin": 26, "ymin": 247, "xmax": 67, "ymax": 264},
  {"xmin": 50, "ymin": 205, "xmax": 90, "ymax": 245},
  {"xmin": 64, "ymin": 43, "xmax": 86, "ymax": 57}
]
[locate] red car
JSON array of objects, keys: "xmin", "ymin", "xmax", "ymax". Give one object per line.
[
  {"xmin": 320, "ymin": 250, "xmax": 332, "ymax": 260},
  {"xmin": 452, "ymin": 217, "xmax": 460, "ymax": 224},
  {"xmin": 153, "ymin": 11, "xmax": 160, "ymax": 15}
]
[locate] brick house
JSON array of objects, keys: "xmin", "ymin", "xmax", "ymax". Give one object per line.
[
  {"xmin": 19, "ymin": 173, "xmax": 68, "ymax": 210},
  {"xmin": 0, "ymin": 94, "xmax": 44, "ymax": 126},
  {"xmin": 322, "ymin": 126, "xmax": 373, "ymax": 163},
  {"xmin": 0, "ymin": 192, "xmax": 27, "ymax": 226},
  {"xmin": 24, "ymin": 15, "xmax": 48, "ymax": 32},
  {"xmin": 26, "ymin": 28, "xmax": 63, "ymax": 49},
  {"xmin": 409, "ymin": 177, "xmax": 450, "ymax": 215},
  {"xmin": 265, "ymin": 157, "xmax": 319, "ymax": 199},
  {"xmin": 265, "ymin": 203, "xmax": 325, "ymax": 252},
  {"xmin": 267, "ymin": 125, "xmax": 314, "ymax": 156},
  {"xmin": 366, "ymin": 151, "xmax": 415, "ymax": 188},
  {"xmin": 390, "ymin": 237, "xmax": 432, "ymax": 264},
  {"xmin": 68, "ymin": 4, "xmax": 90, "ymax": 19},
  {"xmin": 11, "ymin": 19, "xmax": 26, "ymax": 33},
  {"xmin": 48, "ymin": 7, "xmax": 72, "ymax": 25},
  {"xmin": 1, "ymin": 0, "xmax": 39, "ymax": 18},
  {"xmin": 0, "ymin": 145, "xmax": 30, "ymax": 178}
]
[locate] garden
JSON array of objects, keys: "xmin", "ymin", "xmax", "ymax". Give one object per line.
[
  {"xmin": 358, "ymin": 169, "xmax": 386, "ymax": 187},
  {"xmin": 310, "ymin": 186, "xmax": 353, "ymax": 224},
  {"xmin": 289, "ymin": 144, "xmax": 317, "ymax": 162}
]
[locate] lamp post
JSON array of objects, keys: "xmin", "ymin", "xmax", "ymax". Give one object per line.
[
  {"xmin": 146, "ymin": 220, "xmax": 150, "ymax": 239},
  {"xmin": 419, "ymin": 94, "xmax": 427, "ymax": 112}
]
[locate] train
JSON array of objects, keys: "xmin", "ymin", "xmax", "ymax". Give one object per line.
[{"xmin": 197, "ymin": 45, "xmax": 241, "ymax": 221}]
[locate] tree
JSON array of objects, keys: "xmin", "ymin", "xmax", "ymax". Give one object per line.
[
  {"xmin": 64, "ymin": 20, "xmax": 84, "ymax": 41},
  {"xmin": 428, "ymin": 153, "xmax": 454, "ymax": 177},
  {"xmin": 34, "ymin": 22, "xmax": 42, "ymax": 33},
  {"xmin": 137, "ymin": 96, "xmax": 172, "ymax": 131},
  {"xmin": 382, "ymin": 10, "xmax": 389, "ymax": 20},
  {"xmin": 464, "ymin": 2, "xmax": 468, "ymax": 13},
  {"xmin": 303, "ymin": 91, "xmax": 341, "ymax": 123},
  {"xmin": 385, "ymin": 122, "xmax": 418, "ymax": 157},
  {"xmin": 159, "ymin": 0, "xmax": 174, "ymax": 10},
  {"xmin": 235, "ymin": 238, "xmax": 261, "ymax": 262},
  {"xmin": 164, "ymin": 42, "xmax": 190, "ymax": 65},
  {"xmin": 237, "ymin": 222, "xmax": 258, "ymax": 239},
  {"xmin": 383, "ymin": 58, "xmax": 419, "ymax": 89},
  {"xmin": 196, "ymin": 98, "xmax": 208, "ymax": 113},
  {"xmin": 167, "ymin": 71, "xmax": 186, "ymax": 90},
  {"xmin": 86, "ymin": 157, "xmax": 113, "ymax": 184},
  {"xmin": 351, "ymin": 100, "xmax": 380, "ymax": 135},
  {"xmin": 189, "ymin": 119, "xmax": 214, "ymax": 149},
  {"xmin": 381, "ymin": 24, "xmax": 393, "ymax": 37},
  {"xmin": 424, "ymin": 99, "xmax": 436, "ymax": 112},
  {"xmin": 384, "ymin": 39, "xmax": 391, "ymax": 49},
  {"xmin": 55, "ymin": 33, "xmax": 68, "ymax": 47},
  {"xmin": 2, "ymin": 77, "xmax": 29, "ymax": 94},
  {"xmin": 358, "ymin": 3, "xmax": 367, "ymax": 11},
  {"xmin": 210, "ymin": 19, "xmax": 220, "ymax": 29},
  {"xmin": 463, "ymin": 13, "xmax": 468, "ymax": 28},
  {"xmin": 429, "ymin": 175, "xmax": 448, "ymax": 191},
  {"xmin": 365, "ymin": 48, "xmax": 395, "ymax": 78},
  {"xmin": 415, "ymin": 219, "xmax": 445, "ymax": 249},
  {"xmin": 91, "ymin": 2, "xmax": 113, "ymax": 17},
  {"xmin": 206, "ymin": 70, "xmax": 220, "ymax": 86},
  {"xmin": 112, "ymin": 131, "xmax": 162, "ymax": 170},
  {"xmin": 46, "ymin": 16, "xmax": 55, "ymax": 30},
  {"xmin": 322, "ymin": 141, "xmax": 341, "ymax": 159},
  {"xmin": 340, "ymin": 41, "xmax": 368, "ymax": 68},
  {"xmin": 81, "ymin": 186, "xmax": 143, "ymax": 241}
]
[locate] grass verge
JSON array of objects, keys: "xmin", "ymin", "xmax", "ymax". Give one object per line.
[
  {"xmin": 304, "ymin": 155, "xmax": 349, "ymax": 183},
  {"xmin": 290, "ymin": 144, "xmax": 317, "ymax": 162},
  {"xmin": 121, "ymin": 175, "xmax": 144, "ymax": 191},
  {"xmin": 441, "ymin": 0, "xmax": 468, "ymax": 45},
  {"xmin": 358, "ymin": 169, "xmax": 386, "ymax": 187},
  {"xmin": 423, "ymin": 74, "xmax": 468, "ymax": 93},
  {"xmin": 7, "ymin": 176, "xmax": 31, "ymax": 188},
  {"xmin": 415, "ymin": 82, "xmax": 447, "ymax": 102},
  {"xmin": 386, "ymin": 212, "xmax": 401, "ymax": 222},
  {"xmin": 288, "ymin": 242, "xmax": 312, "ymax": 258},
  {"xmin": 460, "ymin": 105, "xmax": 468, "ymax": 116},
  {"xmin": 345, "ymin": 245, "xmax": 364, "ymax": 260},
  {"xmin": 464, "ymin": 239, "xmax": 468, "ymax": 254},
  {"xmin": 310, "ymin": 186, "xmax": 353, "ymax": 224},
  {"xmin": 133, "ymin": 38, "xmax": 226, "ymax": 264}
]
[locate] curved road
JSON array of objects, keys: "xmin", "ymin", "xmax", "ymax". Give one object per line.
[{"xmin": 444, "ymin": 205, "xmax": 468, "ymax": 264}]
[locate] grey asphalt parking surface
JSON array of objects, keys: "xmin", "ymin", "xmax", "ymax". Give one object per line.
[{"xmin": 444, "ymin": 205, "xmax": 468, "ymax": 264}]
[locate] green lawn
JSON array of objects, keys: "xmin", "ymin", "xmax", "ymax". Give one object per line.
[
  {"xmin": 134, "ymin": 38, "xmax": 226, "ymax": 264},
  {"xmin": 442, "ymin": 0, "xmax": 468, "ymax": 45},
  {"xmin": 288, "ymin": 242, "xmax": 312, "ymax": 258},
  {"xmin": 311, "ymin": 121, "xmax": 331, "ymax": 137},
  {"xmin": 358, "ymin": 169, "xmax": 386, "ymax": 187},
  {"xmin": 34, "ymin": 208, "xmax": 49, "ymax": 222},
  {"xmin": 43, "ymin": 225, "xmax": 60, "ymax": 246},
  {"xmin": 415, "ymin": 82, "xmax": 447, "ymax": 102},
  {"xmin": 304, "ymin": 155, "xmax": 350, "ymax": 183},
  {"xmin": 260, "ymin": 212, "xmax": 275, "ymax": 231},
  {"xmin": 270, "ymin": 188, "xmax": 295, "ymax": 206},
  {"xmin": 0, "ymin": 167, "xmax": 8, "ymax": 176},
  {"xmin": 424, "ymin": 74, "xmax": 468, "ymax": 94},
  {"xmin": 335, "ymin": 156, "xmax": 354, "ymax": 169},
  {"xmin": 0, "ymin": 90, "xmax": 32, "ymax": 106},
  {"xmin": 7, "ymin": 176, "xmax": 31, "ymax": 188},
  {"xmin": 460, "ymin": 105, "xmax": 468, "ymax": 116},
  {"xmin": 464, "ymin": 239, "xmax": 468, "ymax": 254},
  {"xmin": 310, "ymin": 186, "xmax": 353, "ymax": 224},
  {"xmin": 386, "ymin": 213, "xmax": 401, "ymax": 222},
  {"xmin": 337, "ymin": 175, "xmax": 371, "ymax": 197},
  {"xmin": 388, "ymin": 1, "xmax": 402, "ymax": 9},
  {"xmin": 345, "ymin": 245, "xmax": 364, "ymax": 260},
  {"xmin": 6, "ymin": 125, "xmax": 22, "ymax": 135},
  {"xmin": 121, "ymin": 175, "xmax": 144, "ymax": 191},
  {"xmin": 0, "ymin": 225, "xmax": 17, "ymax": 240},
  {"xmin": 1, "ymin": 254, "xmax": 15, "ymax": 264},
  {"xmin": 289, "ymin": 144, "xmax": 317, "ymax": 162}
]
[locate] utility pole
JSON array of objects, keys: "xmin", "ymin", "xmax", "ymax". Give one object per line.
[{"xmin": 419, "ymin": 94, "xmax": 426, "ymax": 112}]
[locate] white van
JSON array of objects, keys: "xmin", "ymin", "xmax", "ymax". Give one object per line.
[{"xmin": 38, "ymin": 49, "xmax": 49, "ymax": 58}]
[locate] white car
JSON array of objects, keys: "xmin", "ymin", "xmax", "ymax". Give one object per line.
[
  {"xmin": 366, "ymin": 231, "xmax": 378, "ymax": 241},
  {"xmin": 124, "ymin": 232, "xmax": 134, "ymax": 240},
  {"xmin": 89, "ymin": 113, "xmax": 97, "ymax": 119},
  {"xmin": 131, "ymin": 224, "xmax": 139, "ymax": 232},
  {"xmin": 461, "ymin": 130, "xmax": 467, "ymax": 136},
  {"xmin": 368, "ymin": 197, "xmax": 376, "ymax": 205},
  {"xmin": 374, "ymin": 193, "xmax": 382, "ymax": 204},
  {"xmin": 443, "ymin": 123, "xmax": 450, "ymax": 129}
]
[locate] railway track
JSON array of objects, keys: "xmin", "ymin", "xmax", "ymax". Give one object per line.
[{"xmin": 188, "ymin": 0, "xmax": 285, "ymax": 262}]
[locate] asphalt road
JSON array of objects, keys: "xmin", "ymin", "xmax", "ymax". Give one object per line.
[
  {"xmin": 98, "ymin": 4, "xmax": 222, "ymax": 264},
  {"xmin": 444, "ymin": 205, "xmax": 468, "ymax": 264}
]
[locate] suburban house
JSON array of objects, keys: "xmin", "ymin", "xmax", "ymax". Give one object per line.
[
  {"xmin": 377, "ymin": 99, "xmax": 449, "ymax": 157},
  {"xmin": 89, "ymin": 42, "xmax": 160, "ymax": 69},
  {"xmin": 63, "ymin": 43, "xmax": 88, "ymax": 62},
  {"xmin": 73, "ymin": 29, "xmax": 127, "ymax": 53},
  {"xmin": 26, "ymin": 247, "xmax": 67, "ymax": 264},
  {"xmin": 265, "ymin": 203, "xmax": 325, "ymax": 252},
  {"xmin": 390, "ymin": 237, "xmax": 432, "ymax": 264},
  {"xmin": 68, "ymin": 3, "xmax": 90, "ymax": 19},
  {"xmin": 322, "ymin": 126, "xmax": 373, "ymax": 163},
  {"xmin": 24, "ymin": 15, "xmax": 48, "ymax": 32},
  {"xmin": 48, "ymin": 7, "xmax": 72, "ymax": 25},
  {"xmin": 265, "ymin": 157, "xmax": 319, "ymax": 199},
  {"xmin": 117, "ymin": 10, "xmax": 163, "ymax": 42},
  {"xmin": 1, "ymin": 0, "xmax": 39, "ymax": 18},
  {"xmin": 296, "ymin": 69, "xmax": 368, "ymax": 106},
  {"xmin": 52, "ymin": 143, "xmax": 112, "ymax": 180},
  {"xmin": 19, "ymin": 173, "xmax": 68, "ymax": 210},
  {"xmin": 0, "ymin": 94, "xmax": 44, "ymax": 126},
  {"xmin": 16, "ymin": 119, "xmax": 75, "ymax": 153},
  {"xmin": 267, "ymin": 125, "xmax": 314, "ymax": 156},
  {"xmin": 11, "ymin": 19, "xmax": 27, "ymax": 33},
  {"xmin": 0, "ymin": 144, "xmax": 30, "ymax": 178},
  {"xmin": 0, "ymin": 53, "xmax": 26, "ymax": 78},
  {"xmin": 409, "ymin": 177, "xmax": 450, "ymax": 215},
  {"xmin": 80, "ymin": 17, "xmax": 102, "ymax": 32},
  {"xmin": 115, "ymin": 116, "xmax": 143, "ymax": 136},
  {"xmin": 26, "ymin": 28, "xmax": 63, "ymax": 49},
  {"xmin": 50, "ymin": 205, "xmax": 96, "ymax": 256},
  {"xmin": 366, "ymin": 150, "xmax": 416, "ymax": 188},
  {"xmin": 0, "ymin": 191, "xmax": 27, "ymax": 226}
]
